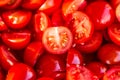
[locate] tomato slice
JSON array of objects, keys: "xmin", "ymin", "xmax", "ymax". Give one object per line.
[
  {"xmin": 66, "ymin": 11, "xmax": 94, "ymax": 44},
  {"xmin": 108, "ymin": 23, "xmax": 120, "ymax": 46},
  {"xmin": 42, "ymin": 26, "xmax": 73, "ymax": 54}
]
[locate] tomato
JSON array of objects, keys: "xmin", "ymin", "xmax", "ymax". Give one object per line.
[
  {"xmin": 75, "ymin": 32, "xmax": 103, "ymax": 54},
  {"xmin": 21, "ymin": 0, "xmax": 45, "ymax": 10},
  {"xmin": 2, "ymin": 10, "xmax": 32, "ymax": 29},
  {"xmin": 35, "ymin": 53, "xmax": 66, "ymax": 80},
  {"xmin": 67, "ymin": 48, "xmax": 83, "ymax": 66},
  {"xmin": 115, "ymin": 4, "xmax": 120, "ymax": 22},
  {"xmin": 108, "ymin": 23, "xmax": 120, "ymax": 46},
  {"xmin": 103, "ymin": 66, "xmax": 120, "ymax": 80},
  {"xmin": 66, "ymin": 65, "xmax": 99, "ymax": 80},
  {"xmin": 86, "ymin": 61, "xmax": 107, "ymax": 79},
  {"xmin": 24, "ymin": 41, "xmax": 44, "ymax": 67},
  {"xmin": 37, "ymin": 77, "xmax": 54, "ymax": 80},
  {"xmin": 62, "ymin": 0, "xmax": 87, "ymax": 19},
  {"xmin": 34, "ymin": 12, "xmax": 51, "ymax": 41},
  {"xmin": 110, "ymin": 0, "xmax": 120, "ymax": 8},
  {"xmin": 0, "ymin": 45, "xmax": 18, "ymax": 71},
  {"xmin": 86, "ymin": 1, "xmax": 115, "ymax": 30},
  {"xmin": 38, "ymin": 0, "xmax": 62, "ymax": 15},
  {"xmin": 1, "ymin": 30, "xmax": 31, "ymax": 50},
  {"xmin": 66, "ymin": 11, "xmax": 94, "ymax": 44},
  {"xmin": 42, "ymin": 26, "xmax": 73, "ymax": 54},
  {"xmin": 6, "ymin": 63, "xmax": 36, "ymax": 80},
  {"xmin": 0, "ymin": 0, "xmax": 10, "ymax": 6},
  {"xmin": 2, "ymin": 0, "xmax": 22, "ymax": 9},
  {"xmin": 97, "ymin": 43, "xmax": 120, "ymax": 65},
  {"xmin": 0, "ymin": 16, "xmax": 8, "ymax": 31}
]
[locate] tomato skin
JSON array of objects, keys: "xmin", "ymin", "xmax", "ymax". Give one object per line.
[
  {"xmin": 97, "ymin": 43, "xmax": 120, "ymax": 65},
  {"xmin": 24, "ymin": 41, "xmax": 44, "ymax": 67},
  {"xmin": 66, "ymin": 11, "xmax": 94, "ymax": 44},
  {"xmin": 37, "ymin": 77, "xmax": 54, "ymax": 80},
  {"xmin": 0, "ymin": 0, "xmax": 10, "ymax": 7},
  {"xmin": 75, "ymin": 32, "xmax": 103, "ymax": 54},
  {"xmin": 108, "ymin": 23, "xmax": 120, "ymax": 46},
  {"xmin": 21, "ymin": 0, "xmax": 45, "ymax": 10},
  {"xmin": 0, "ymin": 16, "xmax": 8, "ymax": 31},
  {"xmin": 6, "ymin": 63, "xmax": 36, "ymax": 80},
  {"xmin": 0, "ymin": 45, "xmax": 18, "ymax": 71},
  {"xmin": 115, "ymin": 4, "xmax": 120, "ymax": 22},
  {"xmin": 2, "ymin": 10, "xmax": 32, "ymax": 29},
  {"xmin": 36, "ymin": 53, "xmax": 66, "ymax": 80},
  {"xmin": 42, "ymin": 26, "xmax": 73, "ymax": 54},
  {"xmin": 86, "ymin": 1, "xmax": 115, "ymax": 30},
  {"xmin": 1, "ymin": 30, "xmax": 31, "ymax": 50},
  {"xmin": 38, "ymin": 0, "xmax": 62, "ymax": 15}
]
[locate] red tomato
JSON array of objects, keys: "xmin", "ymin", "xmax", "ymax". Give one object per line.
[
  {"xmin": 2, "ymin": 10, "xmax": 32, "ymax": 29},
  {"xmin": 0, "ymin": 67, "xmax": 5, "ymax": 80},
  {"xmin": 0, "ymin": 0, "xmax": 10, "ymax": 6},
  {"xmin": 37, "ymin": 77, "xmax": 54, "ymax": 80},
  {"xmin": 6, "ymin": 63, "xmax": 36, "ymax": 80},
  {"xmin": 2, "ymin": 0, "xmax": 22, "ymax": 9},
  {"xmin": 0, "ymin": 45, "xmax": 18, "ymax": 71},
  {"xmin": 36, "ymin": 53, "xmax": 66, "ymax": 80},
  {"xmin": 66, "ymin": 11, "xmax": 94, "ymax": 44},
  {"xmin": 62, "ymin": 0, "xmax": 87, "ymax": 19},
  {"xmin": 0, "ymin": 16, "xmax": 8, "ymax": 31},
  {"xmin": 97, "ymin": 43, "xmax": 120, "ymax": 65},
  {"xmin": 1, "ymin": 30, "xmax": 31, "ymax": 50},
  {"xmin": 67, "ymin": 48, "xmax": 83, "ymax": 66},
  {"xmin": 21, "ymin": 0, "xmax": 45, "ymax": 10},
  {"xmin": 115, "ymin": 4, "xmax": 120, "ymax": 22},
  {"xmin": 86, "ymin": 61, "xmax": 107, "ymax": 79},
  {"xmin": 86, "ymin": 1, "xmax": 115, "ymax": 30},
  {"xmin": 66, "ymin": 65, "xmax": 99, "ymax": 80},
  {"xmin": 75, "ymin": 32, "xmax": 103, "ymax": 54},
  {"xmin": 38, "ymin": 0, "xmax": 62, "ymax": 15},
  {"xmin": 103, "ymin": 66, "xmax": 120, "ymax": 80},
  {"xmin": 24, "ymin": 41, "xmax": 44, "ymax": 67},
  {"xmin": 108, "ymin": 23, "xmax": 120, "ymax": 46},
  {"xmin": 110, "ymin": 0, "xmax": 120, "ymax": 8},
  {"xmin": 42, "ymin": 26, "xmax": 73, "ymax": 54},
  {"xmin": 34, "ymin": 12, "xmax": 51, "ymax": 41}
]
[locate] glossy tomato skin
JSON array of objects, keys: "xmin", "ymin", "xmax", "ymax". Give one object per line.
[
  {"xmin": 24, "ymin": 41, "xmax": 44, "ymax": 67},
  {"xmin": 2, "ymin": 10, "xmax": 32, "ymax": 29},
  {"xmin": 0, "ymin": 16, "xmax": 8, "ymax": 31},
  {"xmin": 34, "ymin": 12, "xmax": 51, "ymax": 41},
  {"xmin": 75, "ymin": 32, "xmax": 103, "ymax": 54},
  {"xmin": 1, "ymin": 30, "xmax": 31, "ymax": 50},
  {"xmin": 35, "ymin": 53, "xmax": 66, "ymax": 80},
  {"xmin": 6, "ymin": 63, "xmax": 36, "ymax": 80},
  {"xmin": 103, "ymin": 66, "xmax": 120, "ymax": 80},
  {"xmin": 97, "ymin": 43, "xmax": 120, "ymax": 65},
  {"xmin": 0, "ymin": 45, "xmax": 18, "ymax": 71},
  {"xmin": 66, "ymin": 11, "xmax": 94, "ymax": 44},
  {"xmin": 86, "ymin": 1, "xmax": 115, "ymax": 30},
  {"xmin": 38, "ymin": 0, "xmax": 62, "ymax": 15},
  {"xmin": 21, "ymin": 0, "xmax": 45, "ymax": 10},
  {"xmin": 108, "ymin": 23, "xmax": 120, "ymax": 46},
  {"xmin": 42, "ymin": 26, "xmax": 73, "ymax": 54}
]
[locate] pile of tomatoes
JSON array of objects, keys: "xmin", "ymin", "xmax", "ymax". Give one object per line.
[{"xmin": 0, "ymin": 0, "xmax": 120, "ymax": 80}]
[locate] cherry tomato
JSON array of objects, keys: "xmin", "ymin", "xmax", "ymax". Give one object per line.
[
  {"xmin": 2, "ymin": 0, "xmax": 22, "ymax": 9},
  {"xmin": 24, "ymin": 41, "xmax": 44, "ymax": 67},
  {"xmin": 2, "ymin": 10, "xmax": 32, "ymax": 29},
  {"xmin": 115, "ymin": 4, "xmax": 120, "ymax": 22},
  {"xmin": 21, "ymin": 0, "xmax": 45, "ymax": 10},
  {"xmin": 42, "ymin": 26, "xmax": 73, "ymax": 54},
  {"xmin": 6, "ymin": 63, "xmax": 36, "ymax": 80},
  {"xmin": 0, "ymin": 45, "xmax": 18, "ymax": 71},
  {"xmin": 66, "ymin": 65, "xmax": 99, "ymax": 80},
  {"xmin": 0, "ymin": 16, "xmax": 8, "ymax": 31},
  {"xmin": 66, "ymin": 11, "xmax": 94, "ymax": 44},
  {"xmin": 0, "ymin": 0, "xmax": 10, "ymax": 7},
  {"xmin": 108, "ymin": 23, "xmax": 120, "ymax": 46},
  {"xmin": 37, "ymin": 77, "xmax": 54, "ymax": 80},
  {"xmin": 38, "ymin": 0, "xmax": 62, "ymax": 15},
  {"xmin": 67, "ymin": 48, "xmax": 83, "ymax": 66},
  {"xmin": 36, "ymin": 53, "xmax": 66, "ymax": 80},
  {"xmin": 62, "ymin": 0, "xmax": 87, "ymax": 19},
  {"xmin": 97, "ymin": 43, "xmax": 120, "ymax": 65},
  {"xmin": 86, "ymin": 1, "xmax": 115, "ymax": 30},
  {"xmin": 103, "ymin": 66, "xmax": 120, "ymax": 80},
  {"xmin": 75, "ymin": 32, "xmax": 103, "ymax": 54},
  {"xmin": 1, "ymin": 30, "xmax": 31, "ymax": 50}
]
